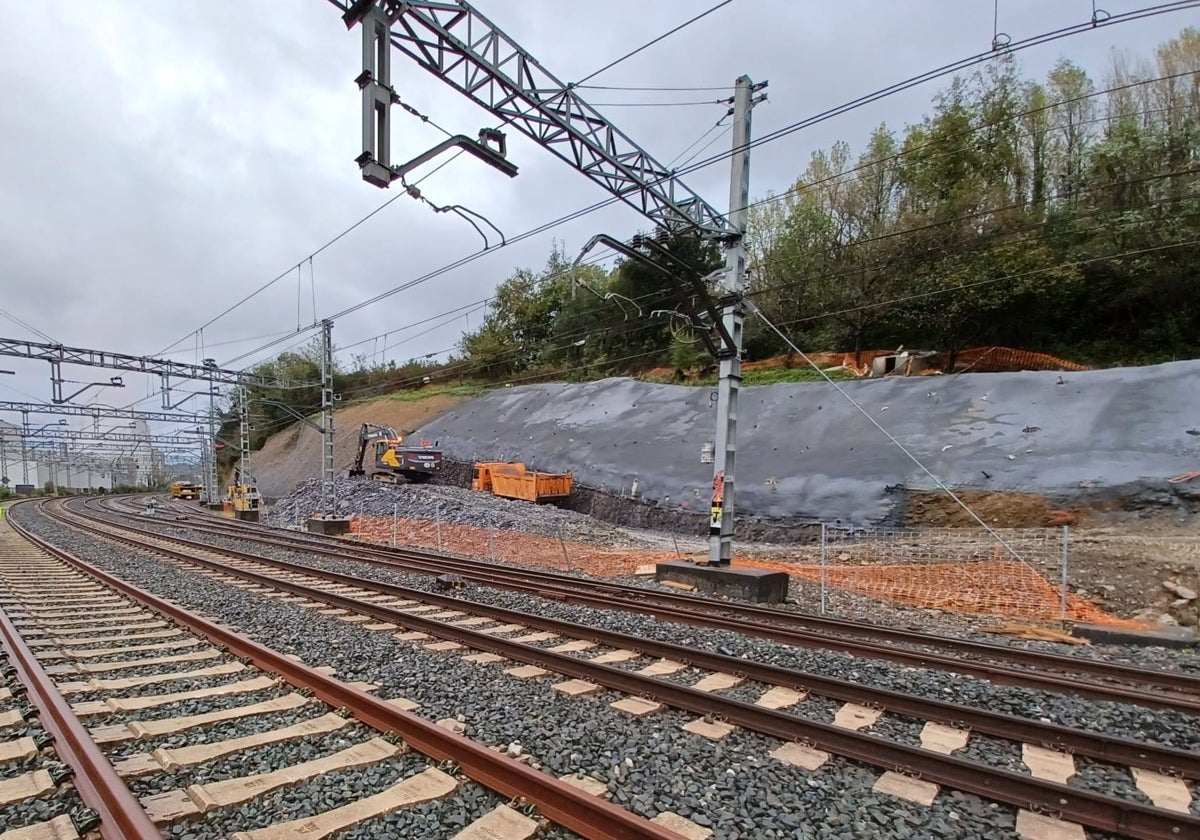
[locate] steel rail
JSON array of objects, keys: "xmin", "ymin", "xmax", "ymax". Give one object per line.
[
  {"xmin": 44, "ymin": 499, "xmax": 1200, "ymax": 840},
  {"xmin": 65, "ymin": 500, "xmax": 1200, "ymax": 780},
  {"xmin": 141, "ymin": 503, "xmax": 1200, "ymax": 711},
  {"xmin": 0, "ymin": 575, "xmax": 161, "ymax": 838},
  {"xmin": 8, "ymin": 502, "xmax": 686, "ymax": 840},
  {"xmin": 165, "ymin": 503, "xmax": 1200, "ymax": 693}
]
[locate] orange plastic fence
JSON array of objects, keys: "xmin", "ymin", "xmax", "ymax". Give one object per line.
[
  {"xmin": 347, "ymin": 514, "xmax": 682, "ymax": 577},
  {"xmin": 342, "ymin": 515, "xmax": 1136, "ymax": 627},
  {"xmin": 953, "ymin": 346, "xmax": 1091, "ymax": 373},
  {"xmin": 736, "ymin": 556, "xmax": 1135, "ymax": 625}
]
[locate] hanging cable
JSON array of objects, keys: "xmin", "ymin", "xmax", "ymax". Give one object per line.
[
  {"xmin": 572, "ymin": 0, "xmax": 736, "ymax": 87},
  {"xmin": 0, "ymin": 305, "xmax": 58, "ymax": 344},
  {"xmin": 747, "ymin": 298, "xmax": 1038, "ymax": 565},
  {"xmin": 589, "ymin": 98, "xmax": 733, "ymax": 108},
  {"xmin": 179, "ymin": 3, "xmax": 1199, "ymax": 373},
  {"xmin": 577, "ymin": 83, "xmax": 736, "ymax": 92}
]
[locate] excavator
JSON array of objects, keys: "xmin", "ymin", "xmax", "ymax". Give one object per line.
[{"xmin": 349, "ymin": 423, "xmax": 442, "ymax": 483}]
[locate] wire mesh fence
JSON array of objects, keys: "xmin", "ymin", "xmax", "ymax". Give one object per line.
[
  {"xmin": 280, "ymin": 505, "xmax": 1143, "ymax": 627},
  {"xmin": 341, "ymin": 507, "xmax": 695, "ymax": 577}
]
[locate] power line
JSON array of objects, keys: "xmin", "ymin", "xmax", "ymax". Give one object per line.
[
  {"xmin": 577, "ymin": 83, "xmax": 736, "ymax": 92},
  {"xmin": 0, "ymin": 305, "xmax": 57, "ymax": 345},
  {"xmin": 667, "ymin": 1, "xmax": 1200, "ymax": 187},
  {"xmin": 589, "ymin": 99, "xmax": 732, "ymax": 108},
  {"xmin": 747, "ymin": 298, "xmax": 1036, "ymax": 567},
  {"xmin": 157, "ymin": 99, "xmax": 468, "ymax": 358},
  {"xmin": 748, "ymin": 168, "xmax": 1200, "ymax": 302},
  {"xmin": 764, "ymin": 237, "xmax": 1200, "ymax": 331},
  {"xmin": 572, "ymin": 0, "xmax": 736, "ymax": 87},
  {"xmin": 736, "ymin": 70, "xmax": 1196, "ymax": 222},
  {"xmin": 177, "ymin": 2, "xmax": 1200, "ymax": 374}
]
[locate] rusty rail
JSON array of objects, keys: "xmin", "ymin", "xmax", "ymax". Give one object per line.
[
  {"xmin": 0, "ymin": 576, "xmax": 161, "ymax": 838},
  {"xmin": 42, "ymin": 501, "xmax": 1200, "ymax": 840},
  {"xmin": 8, "ymin": 502, "xmax": 685, "ymax": 840},
  {"xmin": 66, "ymin": 501, "xmax": 1200, "ymax": 779},
  {"xmin": 120, "ymin": 501, "xmax": 1200, "ymax": 711}
]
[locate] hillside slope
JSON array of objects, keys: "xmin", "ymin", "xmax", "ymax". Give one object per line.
[
  {"xmin": 250, "ymin": 392, "xmax": 470, "ymax": 499},
  {"xmin": 412, "ymin": 361, "xmax": 1200, "ymax": 526}
]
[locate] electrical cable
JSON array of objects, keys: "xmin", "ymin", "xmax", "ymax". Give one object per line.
[
  {"xmin": 571, "ymin": 0, "xmax": 736, "ymax": 87},
  {"xmin": 666, "ymin": 1, "xmax": 1200, "ymax": 188},
  {"xmin": 589, "ymin": 99, "xmax": 732, "ymax": 108},
  {"xmin": 747, "ymin": 298, "xmax": 1036, "ymax": 565},
  {"xmin": 0, "ymin": 306, "xmax": 58, "ymax": 345},
  {"xmin": 170, "ymin": 3, "xmax": 1200, "ymax": 375},
  {"xmin": 734, "ymin": 72, "xmax": 1195, "ymax": 221},
  {"xmin": 763, "ymin": 237, "xmax": 1200, "ymax": 331},
  {"xmin": 577, "ymin": 83, "xmax": 735, "ymax": 92},
  {"xmin": 157, "ymin": 99, "xmax": 467, "ymax": 358},
  {"xmin": 748, "ymin": 168, "xmax": 1200, "ymax": 301}
]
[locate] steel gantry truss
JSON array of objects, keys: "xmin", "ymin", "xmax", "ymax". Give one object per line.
[
  {"xmin": 334, "ymin": 0, "xmax": 732, "ymax": 238},
  {"xmin": 333, "ymin": 0, "xmax": 762, "ymax": 564},
  {"xmin": 0, "ymin": 336, "xmax": 313, "ymax": 407},
  {"xmin": 0, "ymin": 401, "xmax": 202, "ymax": 425},
  {"xmin": 14, "ymin": 428, "xmax": 203, "ymax": 446}
]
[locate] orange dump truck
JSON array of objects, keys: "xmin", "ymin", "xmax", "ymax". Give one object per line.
[{"xmin": 472, "ymin": 461, "xmax": 572, "ymax": 503}]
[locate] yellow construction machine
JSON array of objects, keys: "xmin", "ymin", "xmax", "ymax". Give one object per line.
[
  {"xmin": 169, "ymin": 481, "xmax": 202, "ymax": 501},
  {"xmin": 349, "ymin": 423, "xmax": 443, "ymax": 483}
]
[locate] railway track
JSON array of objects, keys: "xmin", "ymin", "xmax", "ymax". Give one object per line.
[
  {"xmin": 146, "ymin": 497, "xmax": 1200, "ymax": 713},
  {"xmin": 25, "ymin": 496, "xmax": 1200, "ymax": 840},
  {"xmin": 0, "ymin": 503, "xmax": 687, "ymax": 840}
]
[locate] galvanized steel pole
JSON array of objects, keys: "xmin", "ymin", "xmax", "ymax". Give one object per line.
[
  {"xmin": 708, "ymin": 76, "xmax": 754, "ymax": 566},
  {"xmin": 320, "ymin": 319, "xmax": 336, "ymax": 514}
]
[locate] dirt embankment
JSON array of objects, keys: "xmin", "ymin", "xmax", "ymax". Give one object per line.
[{"xmin": 249, "ymin": 393, "xmax": 470, "ymax": 500}]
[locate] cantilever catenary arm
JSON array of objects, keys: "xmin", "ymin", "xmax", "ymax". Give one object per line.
[{"xmin": 335, "ymin": 0, "xmax": 732, "ymax": 238}]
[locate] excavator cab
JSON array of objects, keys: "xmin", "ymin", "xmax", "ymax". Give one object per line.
[{"xmin": 349, "ymin": 423, "xmax": 443, "ymax": 483}]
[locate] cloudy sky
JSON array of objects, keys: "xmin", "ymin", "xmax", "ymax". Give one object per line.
[{"xmin": 0, "ymin": 0, "xmax": 1191, "ymax": 416}]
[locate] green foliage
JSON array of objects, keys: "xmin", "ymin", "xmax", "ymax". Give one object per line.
[
  {"xmin": 384, "ymin": 383, "xmax": 491, "ymax": 402},
  {"xmin": 746, "ymin": 28, "xmax": 1200, "ymax": 367},
  {"xmin": 741, "ymin": 367, "xmax": 857, "ymax": 385},
  {"xmin": 244, "ymin": 28, "xmax": 1200, "ymax": 453}
]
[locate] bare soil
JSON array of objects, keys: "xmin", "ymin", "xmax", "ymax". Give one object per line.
[{"xmin": 251, "ymin": 393, "xmax": 470, "ymax": 500}]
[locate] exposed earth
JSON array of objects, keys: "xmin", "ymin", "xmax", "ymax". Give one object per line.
[{"xmin": 251, "ymin": 373, "xmax": 1199, "ymax": 630}]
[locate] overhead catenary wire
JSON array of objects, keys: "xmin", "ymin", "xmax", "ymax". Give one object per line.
[
  {"xmin": 665, "ymin": 1, "xmax": 1200, "ymax": 188},
  {"xmin": 157, "ymin": 95, "xmax": 466, "ymax": 358},
  {"xmin": 734, "ymin": 70, "xmax": 1197, "ymax": 222},
  {"xmin": 576, "ymin": 83, "xmax": 736, "ymax": 92},
  {"xmin": 0, "ymin": 305, "xmax": 58, "ymax": 345},
  {"xmin": 171, "ymin": 2, "xmax": 1199, "ymax": 375},
  {"xmin": 571, "ymin": 0, "xmax": 736, "ymax": 87},
  {"xmin": 747, "ymin": 167, "xmax": 1200, "ymax": 303}
]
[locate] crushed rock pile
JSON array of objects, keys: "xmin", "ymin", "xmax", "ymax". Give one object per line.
[{"xmin": 267, "ymin": 478, "xmax": 646, "ymax": 547}]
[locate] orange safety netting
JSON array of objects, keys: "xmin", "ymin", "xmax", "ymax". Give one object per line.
[
  {"xmin": 341, "ymin": 515, "xmax": 1139, "ymax": 627},
  {"xmin": 347, "ymin": 514, "xmax": 682, "ymax": 577},
  {"xmin": 735, "ymin": 555, "xmax": 1140, "ymax": 627}
]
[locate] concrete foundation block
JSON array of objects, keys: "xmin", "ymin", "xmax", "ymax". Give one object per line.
[
  {"xmin": 307, "ymin": 517, "xmax": 352, "ymax": 535},
  {"xmin": 655, "ymin": 561, "xmax": 788, "ymax": 603}
]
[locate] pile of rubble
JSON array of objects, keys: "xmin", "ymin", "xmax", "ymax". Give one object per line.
[{"xmin": 267, "ymin": 478, "xmax": 644, "ymax": 546}]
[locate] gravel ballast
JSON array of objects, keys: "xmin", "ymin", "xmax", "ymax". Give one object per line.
[{"xmin": 14, "ymin": 504, "xmax": 1173, "ymax": 838}]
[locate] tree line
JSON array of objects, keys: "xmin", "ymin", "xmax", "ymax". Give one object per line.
[
  {"xmin": 229, "ymin": 29, "xmax": 1200, "ymax": 459},
  {"xmin": 455, "ymin": 28, "xmax": 1200, "ymax": 377}
]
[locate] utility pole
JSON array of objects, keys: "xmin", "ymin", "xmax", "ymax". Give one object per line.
[
  {"xmin": 20, "ymin": 411, "xmax": 30, "ymax": 486},
  {"xmin": 709, "ymin": 76, "xmax": 756, "ymax": 567},
  {"xmin": 238, "ymin": 384, "xmax": 251, "ymax": 486},
  {"xmin": 320, "ymin": 319, "xmax": 335, "ymax": 514},
  {"xmin": 204, "ymin": 359, "xmax": 219, "ymax": 505}
]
